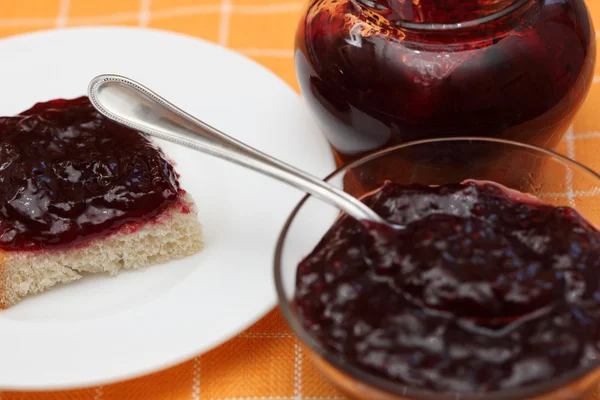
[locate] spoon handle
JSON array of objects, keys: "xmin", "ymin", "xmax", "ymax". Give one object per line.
[{"xmin": 87, "ymin": 74, "xmax": 384, "ymax": 223}]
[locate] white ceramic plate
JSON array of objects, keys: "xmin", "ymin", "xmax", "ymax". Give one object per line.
[{"xmin": 0, "ymin": 27, "xmax": 335, "ymax": 390}]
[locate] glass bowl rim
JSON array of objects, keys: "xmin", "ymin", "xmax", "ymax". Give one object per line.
[{"xmin": 274, "ymin": 136, "xmax": 600, "ymax": 399}]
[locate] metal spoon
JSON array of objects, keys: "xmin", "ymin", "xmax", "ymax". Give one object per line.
[{"xmin": 87, "ymin": 74, "xmax": 388, "ymax": 225}]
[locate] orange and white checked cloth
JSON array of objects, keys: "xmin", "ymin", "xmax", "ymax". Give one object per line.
[{"xmin": 0, "ymin": 0, "xmax": 599, "ymax": 399}]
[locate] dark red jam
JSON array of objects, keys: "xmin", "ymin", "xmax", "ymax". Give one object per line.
[
  {"xmin": 296, "ymin": 0, "xmax": 595, "ymax": 164},
  {"xmin": 295, "ymin": 182, "xmax": 600, "ymax": 392},
  {"xmin": 0, "ymin": 97, "xmax": 180, "ymax": 251}
]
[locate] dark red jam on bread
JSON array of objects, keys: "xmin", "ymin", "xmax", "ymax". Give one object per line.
[
  {"xmin": 0, "ymin": 97, "xmax": 180, "ymax": 251},
  {"xmin": 295, "ymin": 181, "xmax": 600, "ymax": 392}
]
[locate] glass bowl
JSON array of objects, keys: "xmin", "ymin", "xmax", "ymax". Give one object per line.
[{"xmin": 274, "ymin": 137, "xmax": 600, "ymax": 400}]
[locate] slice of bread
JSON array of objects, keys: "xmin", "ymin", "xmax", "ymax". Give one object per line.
[{"xmin": 0, "ymin": 192, "xmax": 203, "ymax": 309}]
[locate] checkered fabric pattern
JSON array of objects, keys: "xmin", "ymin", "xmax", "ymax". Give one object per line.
[{"xmin": 0, "ymin": 0, "xmax": 598, "ymax": 399}]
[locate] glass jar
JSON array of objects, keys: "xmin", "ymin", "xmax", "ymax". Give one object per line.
[{"xmin": 295, "ymin": 0, "xmax": 596, "ymax": 165}]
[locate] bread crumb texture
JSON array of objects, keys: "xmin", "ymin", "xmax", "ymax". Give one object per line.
[{"xmin": 0, "ymin": 193, "xmax": 203, "ymax": 309}]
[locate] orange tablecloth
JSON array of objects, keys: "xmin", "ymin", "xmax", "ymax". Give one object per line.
[{"xmin": 0, "ymin": 0, "xmax": 599, "ymax": 399}]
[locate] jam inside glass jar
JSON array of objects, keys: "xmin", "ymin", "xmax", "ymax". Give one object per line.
[{"xmin": 295, "ymin": 0, "xmax": 595, "ymax": 164}]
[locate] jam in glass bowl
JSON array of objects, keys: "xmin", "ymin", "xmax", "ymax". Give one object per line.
[
  {"xmin": 275, "ymin": 138, "xmax": 600, "ymax": 399},
  {"xmin": 295, "ymin": 0, "xmax": 596, "ymax": 164}
]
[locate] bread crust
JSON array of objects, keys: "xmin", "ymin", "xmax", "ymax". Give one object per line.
[{"xmin": 0, "ymin": 253, "xmax": 6, "ymax": 309}]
